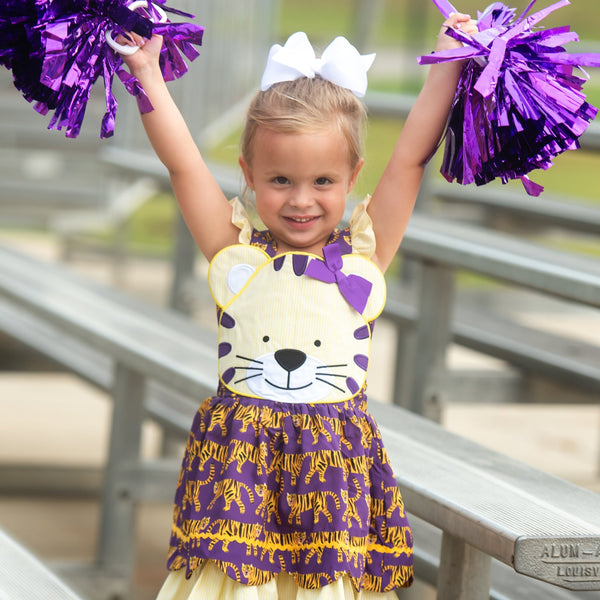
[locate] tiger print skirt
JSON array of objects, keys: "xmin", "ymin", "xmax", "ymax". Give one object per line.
[{"xmin": 164, "ymin": 387, "xmax": 413, "ymax": 595}]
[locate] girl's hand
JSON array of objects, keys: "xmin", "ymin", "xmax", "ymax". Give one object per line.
[
  {"xmin": 116, "ymin": 32, "xmax": 164, "ymax": 77},
  {"xmin": 435, "ymin": 12, "xmax": 478, "ymax": 52}
]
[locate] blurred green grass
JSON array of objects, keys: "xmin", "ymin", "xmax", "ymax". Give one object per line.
[
  {"xmin": 278, "ymin": 0, "xmax": 600, "ymax": 47},
  {"xmin": 129, "ymin": 0, "xmax": 600, "ymax": 259}
]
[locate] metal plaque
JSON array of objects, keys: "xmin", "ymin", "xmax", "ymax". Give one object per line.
[{"xmin": 515, "ymin": 536, "xmax": 600, "ymax": 591}]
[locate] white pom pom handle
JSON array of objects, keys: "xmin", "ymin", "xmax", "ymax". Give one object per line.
[{"xmin": 105, "ymin": 0, "xmax": 167, "ymax": 55}]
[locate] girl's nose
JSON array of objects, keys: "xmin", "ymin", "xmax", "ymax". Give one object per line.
[{"xmin": 289, "ymin": 185, "xmax": 313, "ymax": 207}]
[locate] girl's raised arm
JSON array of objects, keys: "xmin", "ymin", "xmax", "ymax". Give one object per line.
[
  {"xmin": 369, "ymin": 13, "xmax": 477, "ymax": 272},
  {"xmin": 122, "ymin": 35, "xmax": 239, "ymax": 261}
]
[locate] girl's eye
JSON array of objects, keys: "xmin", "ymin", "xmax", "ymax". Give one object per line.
[
  {"xmin": 273, "ymin": 176, "xmax": 289, "ymax": 185},
  {"xmin": 315, "ymin": 177, "xmax": 331, "ymax": 186}
]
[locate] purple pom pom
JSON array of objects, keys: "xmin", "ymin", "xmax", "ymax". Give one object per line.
[
  {"xmin": 419, "ymin": 0, "xmax": 600, "ymax": 195},
  {"xmin": 1, "ymin": 0, "xmax": 204, "ymax": 138}
]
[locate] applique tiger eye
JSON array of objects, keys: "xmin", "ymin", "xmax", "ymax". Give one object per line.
[
  {"xmin": 263, "ymin": 336, "xmax": 270, "ymax": 343},
  {"xmin": 314, "ymin": 340, "xmax": 321, "ymax": 347}
]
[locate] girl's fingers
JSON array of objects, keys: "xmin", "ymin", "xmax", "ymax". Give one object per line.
[
  {"xmin": 442, "ymin": 12, "xmax": 478, "ymax": 36},
  {"xmin": 115, "ymin": 31, "xmax": 146, "ymax": 48},
  {"xmin": 443, "ymin": 12, "xmax": 471, "ymax": 29},
  {"xmin": 435, "ymin": 12, "xmax": 478, "ymax": 51}
]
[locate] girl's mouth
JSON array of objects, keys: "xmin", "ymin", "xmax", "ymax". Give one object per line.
[{"xmin": 284, "ymin": 216, "xmax": 319, "ymax": 225}]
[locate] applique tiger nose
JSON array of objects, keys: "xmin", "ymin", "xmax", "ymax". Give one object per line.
[{"xmin": 275, "ymin": 349, "xmax": 306, "ymax": 372}]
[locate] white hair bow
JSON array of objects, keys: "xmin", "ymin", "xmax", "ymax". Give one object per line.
[{"xmin": 260, "ymin": 31, "xmax": 376, "ymax": 98}]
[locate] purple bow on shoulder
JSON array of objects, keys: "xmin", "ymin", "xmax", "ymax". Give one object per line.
[{"xmin": 305, "ymin": 244, "xmax": 372, "ymax": 314}]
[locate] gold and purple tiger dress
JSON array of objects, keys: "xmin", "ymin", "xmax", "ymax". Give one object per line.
[{"xmin": 156, "ymin": 199, "xmax": 413, "ymax": 600}]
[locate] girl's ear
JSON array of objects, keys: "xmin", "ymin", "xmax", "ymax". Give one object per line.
[
  {"xmin": 239, "ymin": 155, "xmax": 254, "ymax": 190},
  {"xmin": 347, "ymin": 158, "xmax": 364, "ymax": 193}
]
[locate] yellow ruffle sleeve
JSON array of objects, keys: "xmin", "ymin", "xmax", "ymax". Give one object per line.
[
  {"xmin": 349, "ymin": 195, "xmax": 376, "ymax": 258},
  {"xmin": 229, "ymin": 197, "xmax": 253, "ymax": 245}
]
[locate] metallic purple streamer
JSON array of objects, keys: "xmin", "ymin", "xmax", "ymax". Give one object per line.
[
  {"xmin": 419, "ymin": 0, "xmax": 600, "ymax": 196},
  {"xmin": 1, "ymin": 0, "xmax": 204, "ymax": 138},
  {"xmin": 515, "ymin": 0, "xmax": 538, "ymax": 23},
  {"xmin": 432, "ymin": 0, "xmax": 459, "ymax": 19}
]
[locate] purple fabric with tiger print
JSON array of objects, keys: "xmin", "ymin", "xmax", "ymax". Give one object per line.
[{"xmin": 165, "ymin": 227, "xmax": 414, "ymax": 592}]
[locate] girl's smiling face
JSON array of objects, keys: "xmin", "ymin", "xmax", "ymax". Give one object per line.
[{"xmin": 239, "ymin": 126, "xmax": 363, "ymax": 256}]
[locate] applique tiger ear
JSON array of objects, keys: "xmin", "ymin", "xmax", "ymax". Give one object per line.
[
  {"xmin": 209, "ymin": 245, "xmax": 270, "ymax": 308},
  {"xmin": 341, "ymin": 254, "xmax": 386, "ymax": 321}
]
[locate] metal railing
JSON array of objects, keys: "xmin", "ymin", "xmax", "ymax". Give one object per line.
[{"xmin": 0, "ymin": 245, "xmax": 598, "ymax": 600}]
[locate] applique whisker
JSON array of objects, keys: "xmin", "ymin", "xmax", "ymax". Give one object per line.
[
  {"xmin": 236, "ymin": 355, "xmax": 263, "ymax": 364},
  {"xmin": 235, "ymin": 373, "xmax": 264, "ymax": 384},
  {"xmin": 315, "ymin": 378, "xmax": 346, "ymax": 393}
]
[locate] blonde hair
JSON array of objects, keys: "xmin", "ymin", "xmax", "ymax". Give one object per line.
[{"xmin": 241, "ymin": 77, "xmax": 367, "ymax": 170}]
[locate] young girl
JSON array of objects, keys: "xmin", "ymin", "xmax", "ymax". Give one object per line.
[{"xmin": 121, "ymin": 12, "xmax": 476, "ymax": 600}]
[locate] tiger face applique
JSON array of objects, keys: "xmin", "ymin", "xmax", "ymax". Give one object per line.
[{"xmin": 208, "ymin": 244, "xmax": 386, "ymax": 404}]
